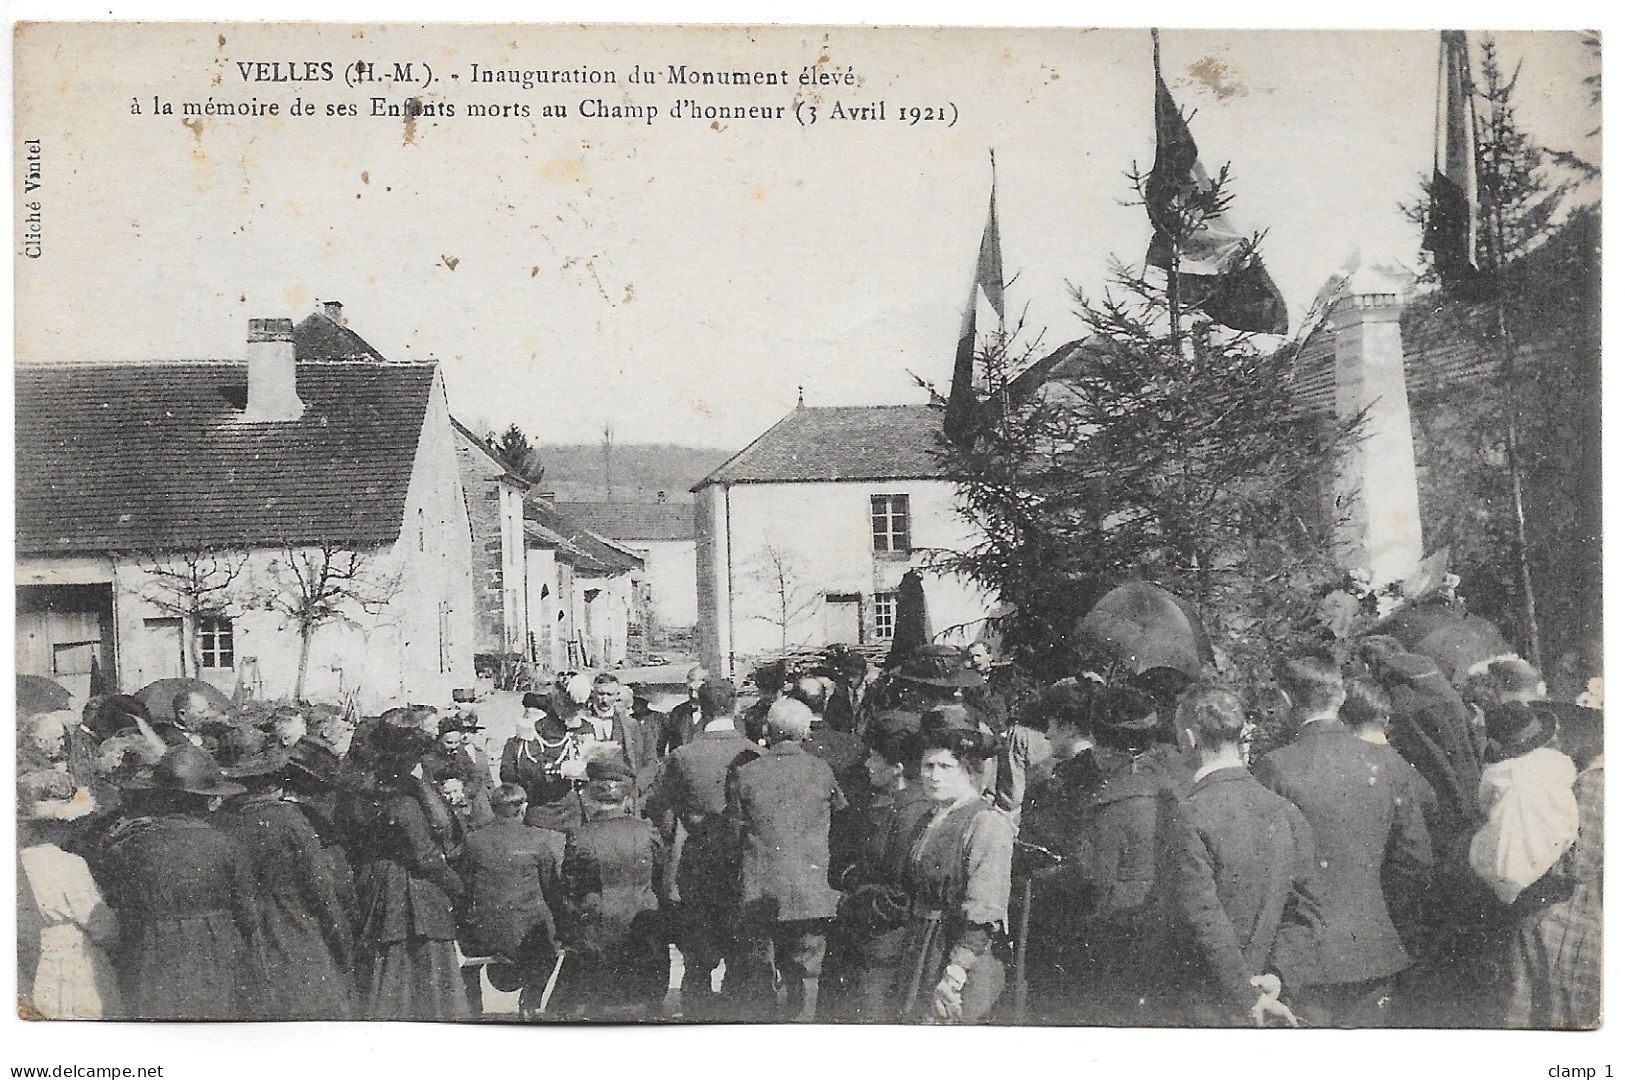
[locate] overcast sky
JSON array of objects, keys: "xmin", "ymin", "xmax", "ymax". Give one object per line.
[{"xmin": 15, "ymin": 24, "xmax": 1599, "ymax": 449}]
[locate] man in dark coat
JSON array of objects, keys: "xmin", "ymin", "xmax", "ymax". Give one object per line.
[
  {"xmin": 792, "ymin": 674, "xmax": 868, "ymax": 882},
  {"xmin": 626, "ymin": 684, "xmax": 665, "ymax": 768},
  {"xmin": 223, "ymin": 745, "xmax": 355, "ymax": 1019},
  {"xmin": 552, "ymin": 757, "xmax": 669, "ymax": 1019},
  {"xmin": 1173, "ymin": 685, "xmax": 1316, "ymax": 1026},
  {"xmin": 459, "ymin": 783, "xmax": 567, "ymax": 1017},
  {"xmin": 643, "ymin": 678, "xmax": 760, "ymax": 1019},
  {"xmin": 657, "ymin": 666, "xmax": 711, "ymax": 755},
  {"xmin": 824, "ymin": 648, "xmax": 879, "ymax": 737},
  {"xmin": 729, "ymin": 697, "xmax": 847, "ymax": 1021},
  {"xmin": 1256, "ymin": 655, "xmax": 1434, "ymax": 1027},
  {"xmin": 581, "ymin": 673, "xmax": 651, "ymax": 807}
]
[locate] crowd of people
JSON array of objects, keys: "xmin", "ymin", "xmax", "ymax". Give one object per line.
[{"xmin": 16, "ymin": 626, "xmax": 1603, "ymax": 1028}]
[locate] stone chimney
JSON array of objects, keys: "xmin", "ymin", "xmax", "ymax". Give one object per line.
[
  {"xmin": 1328, "ymin": 257, "xmax": 1423, "ymax": 591},
  {"xmin": 316, "ymin": 299, "xmax": 345, "ymax": 325},
  {"xmin": 244, "ymin": 317, "xmax": 305, "ymax": 422}
]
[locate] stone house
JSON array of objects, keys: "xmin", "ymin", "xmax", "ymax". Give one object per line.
[
  {"xmin": 452, "ymin": 417, "xmax": 533, "ymax": 664},
  {"xmin": 14, "ymin": 302, "xmax": 476, "ymax": 711},
  {"xmin": 522, "ymin": 500, "xmax": 646, "ymax": 673},
  {"xmin": 550, "ymin": 500, "xmax": 696, "ymax": 632}
]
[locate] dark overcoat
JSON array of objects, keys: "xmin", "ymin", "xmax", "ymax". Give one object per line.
[
  {"xmin": 1177, "ymin": 765, "xmax": 1318, "ymax": 1020},
  {"xmin": 646, "ymin": 727, "xmax": 760, "ymax": 911},
  {"xmin": 229, "ymin": 794, "xmax": 355, "ymax": 1019},
  {"xmin": 730, "ymin": 742, "xmax": 847, "ymax": 923},
  {"xmin": 102, "ymin": 812, "xmax": 263, "ymax": 1020},
  {"xmin": 459, "ymin": 817, "xmax": 566, "ymax": 960},
  {"xmin": 1256, "ymin": 718, "xmax": 1434, "ymax": 988}
]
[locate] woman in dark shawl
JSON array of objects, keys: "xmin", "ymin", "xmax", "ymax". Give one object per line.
[{"xmin": 350, "ymin": 722, "xmax": 469, "ymax": 1021}]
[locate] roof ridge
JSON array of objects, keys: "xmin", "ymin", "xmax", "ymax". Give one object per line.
[
  {"xmin": 692, "ymin": 408, "xmax": 803, "ymax": 489},
  {"xmin": 15, "ymin": 356, "xmax": 438, "ymax": 369}
]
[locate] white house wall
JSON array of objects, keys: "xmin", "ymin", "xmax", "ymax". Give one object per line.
[
  {"xmin": 100, "ymin": 371, "xmax": 475, "ymax": 714},
  {"xmin": 697, "ymin": 478, "xmax": 994, "ymax": 675},
  {"xmin": 525, "ymin": 546, "xmax": 562, "ymax": 671},
  {"xmin": 389, "ymin": 366, "xmax": 477, "ymax": 706},
  {"xmin": 635, "ymin": 538, "xmax": 698, "ymax": 628}
]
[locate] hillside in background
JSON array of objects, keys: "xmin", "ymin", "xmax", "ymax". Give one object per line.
[{"xmin": 528, "ymin": 443, "xmax": 730, "ymax": 503}]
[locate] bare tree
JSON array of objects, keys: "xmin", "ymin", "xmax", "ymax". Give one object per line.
[
  {"xmin": 135, "ymin": 546, "xmax": 250, "ymax": 677},
  {"xmin": 745, "ymin": 541, "xmax": 821, "ymax": 653},
  {"xmin": 259, "ymin": 540, "xmax": 402, "ymax": 702}
]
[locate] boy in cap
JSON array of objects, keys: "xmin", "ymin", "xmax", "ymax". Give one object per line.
[
  {"xmin": 459, "ymin": 783, "xmax": 567, "ymax": 1018},
  {"xmin": 551, "ymin": 756, "xmax": 669, "ymax": 1019}
]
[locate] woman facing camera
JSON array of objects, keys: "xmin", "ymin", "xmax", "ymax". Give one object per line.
[{"xmin": 894, "ymin": 722, "xmax": 1013, "ymax": 1024}]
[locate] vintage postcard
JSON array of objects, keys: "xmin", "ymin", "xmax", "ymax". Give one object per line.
[{"xmin": 11, "ymin": 17, "xmax": 1605, "ymax": 1062}]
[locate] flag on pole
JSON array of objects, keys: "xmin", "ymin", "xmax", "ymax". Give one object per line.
[
  {"xmin": 944, "ymin": 154, "xmax": 1005, "ymax": 447},
  {"xmin": 1423, "ymin": 30, "xmax": 1482, "ymax": 292},
  {"xmin": 1144, "ymin": 32, "xmax": 1288, "ymax": 335}
]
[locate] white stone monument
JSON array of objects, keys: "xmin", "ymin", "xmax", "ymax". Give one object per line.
[{"xmin": 1327, "ymin": 257, "xmax": 1425, "ymax": 592}]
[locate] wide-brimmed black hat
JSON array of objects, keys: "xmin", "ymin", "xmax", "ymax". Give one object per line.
[
  {"xmin": 1090, "ymin": 686, "xmax": 1161, "ymax": 752},
  {"xmin": 892, "ymin": 644, "xmax": 985, "ymax": 690},
  {"xmin": 121, "ymin": 744, "xmax": 246, "ymax": 797},
  {"xmin": 285, "ymin": 735, "xmax": 344, "ymax": 788},
  {"xmin": 521, "ymin": 691, "xmax": 551, "ymax": 711},
  {"xmin": 1483, "ymin": 701, "xmax": 1558, "ymax": 764},
  {"xmin": 221, "ymin": 745, "xmax": 294, "ymax": 780},
  {"xmin": 372, "ymin": 722, "xmax": 432, "ymax": 760}
]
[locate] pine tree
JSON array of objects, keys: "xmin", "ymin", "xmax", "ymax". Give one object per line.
[
  {"xmin": 1406, "ymin": 34, "xmax": 1578, "ymax": 666},
  {"xmin": 488, "ymin": 422, "xmax": 547, "ymax": 484},
  {"xmin": 935, "ymin": 161, "xmax": 1359, "ymax": 682}
]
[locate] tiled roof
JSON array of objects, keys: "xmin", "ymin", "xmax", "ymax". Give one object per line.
[
  {"xmin": 695, "ymin": 404, "xmax": 949, "ymax": 487},
  {"xmin": 523, "ymin": 500, "xmax": 644, "ymax": 575},
  {"xmin": 549, "ymin": 501, "xmax": 694, "ymax": 542},
  {"xmin": 15, "ymin": 313, "xmax": 436, "ymax": 554}
]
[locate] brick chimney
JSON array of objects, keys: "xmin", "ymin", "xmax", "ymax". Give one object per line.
[
  {"xmin": 316, "ymin": 299, "xmax": 345, "ymax": 325},
  {"xmin": 244, "ymin": 318, "xmax": 305, "ymax": 422}
]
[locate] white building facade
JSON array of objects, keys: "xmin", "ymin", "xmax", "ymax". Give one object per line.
[{"xmin": 693, "ymin": 404, "xmax": 993, "ymax": 677}]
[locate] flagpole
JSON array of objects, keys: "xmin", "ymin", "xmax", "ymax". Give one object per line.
[
  {"xmin": 988, "ymin": 148, "xmax": 1012, "ymax": 428},
  {"xmin": 1152, "ymin": 27, "xmax": 1185, "ymax": 358}
]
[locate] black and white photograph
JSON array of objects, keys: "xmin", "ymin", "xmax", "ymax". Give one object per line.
[{"xmin": 7, "ymin": 12, "xmax": 1609, "ymax": 1071}]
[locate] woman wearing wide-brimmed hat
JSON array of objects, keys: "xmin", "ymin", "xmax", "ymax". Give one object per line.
[
  {"xmin": 18, "ymin": 769, "xmax": 122, "ymax": 1019},
  {"xmin": 223, "ymin": 740, "xmax": 356, "ymax": 1020},
  {"xmin": 892, "ymin": 718, "xmax": 1013, "ymax": 1025},
  {"xmin": 350, "ymin": 722, "xmax": 469, "ymax": 1021},
  {"xmin": 100, "ymin": 744, "xmax": 264, "ymax": 1020}
]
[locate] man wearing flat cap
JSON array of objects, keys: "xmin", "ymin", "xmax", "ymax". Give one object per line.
[{"xmin": 551, "ymin": 755, "xmax": 669, "ymax": 1018}]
